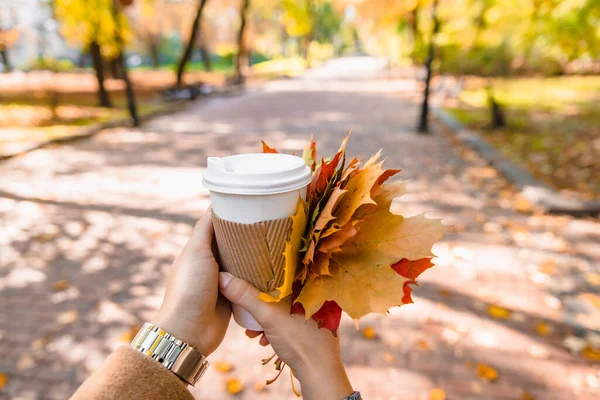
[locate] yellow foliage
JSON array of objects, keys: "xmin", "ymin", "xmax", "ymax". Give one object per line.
[
  {"xmin": 259, "ymin": 199, "xmax": 308, "ymax": 302},
  {"xmin": 55, "ymin": 0, "xmax": 131, "ymax": 59}
]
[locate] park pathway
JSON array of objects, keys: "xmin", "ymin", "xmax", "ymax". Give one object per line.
[{"xmin": 1, "ymin": 58, "xmax": 599, "ymax": 399}]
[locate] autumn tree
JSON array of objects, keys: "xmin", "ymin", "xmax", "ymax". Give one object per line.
[
  {"xmin": 175, "ymin": 0, "xmax": 210, "ymax": 86},
  {"xmin": 282, "ymin": 0, "xmax": 314, "ymax": 66},
  {"xmin": 234, "ymin": 0, "xmax": 251, "ymax": 83},
  {"xmin": 416, "ymin": 0, "xmax": 439, "ymax": 133},
  {"xmin": 55, "ymin": 0, "xmax": 139, "ymax": 125},
  {"xmin": 0, "ymin": 7, "xmax": 19, "ymax": 72}
]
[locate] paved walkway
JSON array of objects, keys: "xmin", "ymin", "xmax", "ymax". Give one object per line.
[{"xmin": 1, "ymin": 58, "xmax": 599, "ymax": 400}]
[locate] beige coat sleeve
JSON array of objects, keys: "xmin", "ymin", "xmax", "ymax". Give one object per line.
[{"xmin": 71, "ymin": 346, "xmax": 195, "ymax": 400}]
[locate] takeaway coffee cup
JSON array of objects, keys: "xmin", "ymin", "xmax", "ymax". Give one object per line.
[{"xmin": 202, "ymin": 153, "xmax": 312, "ymax": 330}]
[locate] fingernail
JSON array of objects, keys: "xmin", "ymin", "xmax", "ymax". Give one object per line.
[{"xmin": 219, "ymin": 272, "xmax": 234, "ymax": 289}]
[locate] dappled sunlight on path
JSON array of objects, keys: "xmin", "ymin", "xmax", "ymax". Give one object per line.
[{"xmin": 1, "ymin": 63, "xmax": 599, "ymax": 399}]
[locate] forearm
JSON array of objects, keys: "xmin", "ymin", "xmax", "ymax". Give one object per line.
[{"xmin": 71, "ymin": 346, "xmax": 194, "ymax": 400}]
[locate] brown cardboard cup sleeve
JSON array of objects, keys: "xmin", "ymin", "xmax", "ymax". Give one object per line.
[{"xmin": 212, "ymin": 211, "xmax": 293, "ymax": 293}]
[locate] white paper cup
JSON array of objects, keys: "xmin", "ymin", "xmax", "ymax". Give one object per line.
[{"xmin": 203, "ymin": 153, "xmax": 311, "ymax": 330}]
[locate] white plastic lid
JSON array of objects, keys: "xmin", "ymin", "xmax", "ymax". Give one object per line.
[{"xmin": 202, "ymin": 153, "xmax": 312, "ymax": 195}]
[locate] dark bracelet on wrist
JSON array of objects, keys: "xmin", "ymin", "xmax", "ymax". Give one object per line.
[{"xmin": 344, "ymin": 391, "xmax": 362, "ymax": 400}]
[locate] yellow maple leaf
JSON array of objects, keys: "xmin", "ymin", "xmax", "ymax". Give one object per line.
[
  {"xmin": 314, "ymin": 187, "xmax": 347, "ymax": 231},
  {"xmin": 429, "ymin": 388, "xmax": 446, "ymax": 400},
  {"xmin": 226, "ymin": 378, "xmax": 244, "ymax": 394},
  {"xmin": 581, "ymin": 345, "xmax": 600, "ymax": 361},
  {"xmin": 476, "ymin": 363, "xmax": 499, "ymax": 382},
  {"xmin": 521, "ymin": 391, "xmax": 535, "ymax": 400},
  {"xmin": 487, "ymin": 304, "xmax": 512, "ymax": 320},
  {"xmin": 214, "ymin": 360, "xmax": 234, "ymax": 373},
  {"xmin": 259, "ymin": 199, "xmax": 307, "ymax": 302},
  {"xmin": 534, "ymin": 321, "xmax": 552, "ymax": 336},
  {"xmin": 362, "ymin": 326, "xmax": 377, "ymax": 339},
  {"xmin": 295, "ymin": 251, "xmax": 411, "ymax": 319},
  {"xmin": 119, "ymin": 324, "xmax": 141, "ymax": 343},
  {"xmin": 52, "ymin": 280, "xmax": 69, "ymax": 292},
  {"xmin": 345, "ymin": 211, "xmax": 445, "ymax": 264},
  {"xmin": 321, "ymin": 161, "xmax": 383, "ymax": 237}
]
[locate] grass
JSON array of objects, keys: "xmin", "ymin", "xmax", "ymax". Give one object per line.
[
  {"xmin": 445, "ymin": 76, "xmax": 600, "ymax": 199},
  {"xmin": 133, "ymin": 58, "xmax": 234, "ymax": 73}
]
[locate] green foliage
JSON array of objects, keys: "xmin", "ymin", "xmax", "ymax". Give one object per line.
[
  {"xmin": 28, "ymin": 57, "xmax": 75, "ymax": 72},
  {"xmin": 313, "ymin": 1, "xmax": 342, "ymax": 44},
  {"xmin": 402, "ymin": 0, "xmax": 600, "ymax": 77},
  {"xmin": 55, "ymin": 0, "xmax": 131, "ymax": 59}
]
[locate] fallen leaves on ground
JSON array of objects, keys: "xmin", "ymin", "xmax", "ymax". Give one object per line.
[
  {"xmin": 362, "ymin": 327, "xmax": 377, "ymax": 340},
  {"xmin": 416, "ymin": 339, "xmax": 433, "ymax": 351},
  {"xmin": 476, "ymin": 363, "xmax": 499, "ymax": 382},
  {"xmin": 429, "ymin": 388, "xmax": 446, "ymax": 400},
  {"xmin": 538, "ymin": 259, "xmax": 558, "ymax": 275},
  {"xmin": 17, "ymin": 354, "xmax": 36, "ymax": 371},
  {"xmin": 52, "ymin": 280, "xmax": 69, "ymax": 292},
  {"xmin": 521, "ymin": 391, "xmax": 535, "ymax": 400},
  {"xmin": 214, "ymin": 361, "xmax": 234, "ymax": 374},
  {"xmin": 56, "ymin": 310, "xmax": 78, "ymax": 325},
  {"xmin": 226, "ymin": 378, "xmax": 244, "ymax": 395},
  {"xmin": 534, "ymin": 321, "xmax": 552, "ymax": 337},
  {"xmin": 383, "ymin": 353, "xmax": 394, "ymax": 363},
  {"xmin": 119, "ymin": 324, "xmax": 140, "ymax": 343},
  {"xmin": 581, "ymin": 346, "xmax": 600, "ymax": 362},
  {"xmin": 487, "ymin": 304, "xmax": 512, "ymax": 320}
]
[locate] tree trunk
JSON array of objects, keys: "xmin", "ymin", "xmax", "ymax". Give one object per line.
[
  {"xmin": 302, "ymin": 36, "xmax": 311, "ymax": 67},
  {"xmin": 108, "ymin": 58, "xmax": 123, "ymax": 79},
  {"xmin": 417, "ymin": 0, "xmax": 440, "ymax": 134},
  {"xmin": 77, "ymin": 51, "xmax": 87, "ymax": 68},
  {"xmin": 117, "ymin": 51, "xmax": 140, "ymax": 126},
  {"xmin": 176, "ymin": 0, "xmax": 209, "ymax": 86},
  {"xmin": 234, "ymin": 0, "xmax": 251, "ymax": 84},
  {"xmin": 148, "ymin": 38, "xmax": 160, "ymax": 69},
  {"xmin": 487, "ymin": 87, "xmax": 506, "ymax": 129},
  {"xmin": 409, "ymin": 2, "xmax": 420, "ymax": 58},
  {"xmin": 0, "ymin": 48, "xmax": 12, "ymax": 72},
  {"xmin": 90, "ymin": 41, "xmax": 112, "ymax": 108},
  {"xmin": 198, "ymin": 33, "xmax": 212, "ymax": 72}
]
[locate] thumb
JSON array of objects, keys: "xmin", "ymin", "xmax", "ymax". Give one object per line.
[{"xmin": 219, "ymin": 272, "xmax": 270, "ymax": 323}]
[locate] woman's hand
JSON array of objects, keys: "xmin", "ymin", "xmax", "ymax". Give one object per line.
[
  {"xmin": 153, "ymin": 210, "xmax": 231, "ymax": 357},
  {"xmin": 218, "ymin": 272, "xmax": 353, "ymax": 400}
]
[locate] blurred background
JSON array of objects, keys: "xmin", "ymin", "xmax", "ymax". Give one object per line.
[{"xmin": 0, "ymin": 0, "xmax": 599, "ymax": 399}]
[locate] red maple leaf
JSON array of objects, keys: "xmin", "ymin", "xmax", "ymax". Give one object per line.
[
  {"xmin": 392, "ymin": 258, "xmax": 434, "ymax": 305},
  {"xmin": 392, "ymin": 258, "xmax": 434, "ymax": 280},
  {"xmin": 291, "ymin": 301, "xmax": 343, "ymax": 334}
]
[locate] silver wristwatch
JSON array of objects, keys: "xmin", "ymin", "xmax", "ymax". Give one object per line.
[{"xmin": 130, "ymin": 322, "xmax": 209, "ymax": 386}]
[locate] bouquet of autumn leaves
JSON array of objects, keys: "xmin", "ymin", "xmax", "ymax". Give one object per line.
[{"xmin": 258, "ymin": 133, "xmax": 446, "ymax": 336}]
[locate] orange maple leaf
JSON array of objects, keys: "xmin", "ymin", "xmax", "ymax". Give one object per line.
[{"xmin": 261, "ymin": 140, "xmax": 278, "ymax": 153}]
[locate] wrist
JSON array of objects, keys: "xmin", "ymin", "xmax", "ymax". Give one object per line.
[
  {"xmin": 152, "ymin": 310, "xmax": 207, "ymax": 355},
  {"xmin": 294, "ymin": 357, "xmax": 353, "ymax": 400}
]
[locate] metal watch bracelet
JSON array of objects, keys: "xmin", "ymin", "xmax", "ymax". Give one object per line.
[{"xmin": 130, "ymin": 322, "xmax": 209, "ymax": 386}]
